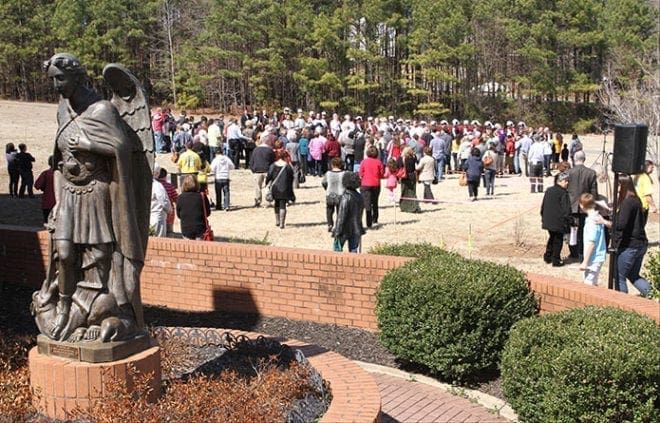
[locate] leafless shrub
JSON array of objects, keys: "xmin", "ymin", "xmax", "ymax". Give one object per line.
[{"xmin": 597, "ymin": 48, "xmax": 660, "ymax": 167}]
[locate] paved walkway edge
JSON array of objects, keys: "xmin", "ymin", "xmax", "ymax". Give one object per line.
[{"xmin": 355, "ymin": 361, "xmax": 518, "ymax": 422}]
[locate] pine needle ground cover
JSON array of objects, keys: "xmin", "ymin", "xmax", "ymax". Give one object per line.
[{"xmin": 0, "ymin": 282, "xmax": 328, "ymax": 423}]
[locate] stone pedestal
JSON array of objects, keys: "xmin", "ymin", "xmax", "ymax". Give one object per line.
[{"xmin": 29, "ymin": 346, "xmax": 161, "ymax": 420}]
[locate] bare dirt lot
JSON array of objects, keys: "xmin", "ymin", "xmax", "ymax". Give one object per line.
[{"xmin": 1, "ymin": 100, "xmax": 658, "ymax": 292}]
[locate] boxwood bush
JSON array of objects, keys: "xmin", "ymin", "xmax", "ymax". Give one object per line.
[
  {"xmin": 376, "ymin": 252, "xmax": 537, "ymax": 383},
  {"xmin": 642, "ymin": 248, "xmax": 660, "ymax": 298},
  {"xmin": 369, "ymin": 242, "xmax": 448, "ymax": 259},
  {"xmin": 501, "ymin": 307, "xmax": 659, "ymax": 422}
]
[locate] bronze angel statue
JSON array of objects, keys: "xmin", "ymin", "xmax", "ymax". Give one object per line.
[{"xmin": 31, "ymin": 53, "xmax": 154, "ymax": 343}]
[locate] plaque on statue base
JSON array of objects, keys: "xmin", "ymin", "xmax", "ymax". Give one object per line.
[
  {"xmin": 36, "ymin": 333, "xmax": 152, "ymax": 363},
  {"xmin": 29, "ymin": 345, "xmax": 161, "ymax": 420}
]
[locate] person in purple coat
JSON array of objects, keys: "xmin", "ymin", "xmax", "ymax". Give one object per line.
[{"xmin": 462, "ymin": 147, "xmax": 483, "ymax": 201}]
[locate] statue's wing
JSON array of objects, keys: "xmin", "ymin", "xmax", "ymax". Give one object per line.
[
  {"xmin": 102, "ymin": 64, "xmax": 153, "ymax": 329},
  {"xmin": 102, "ymin": 63, "xmax": 155, "ymax": 166}
]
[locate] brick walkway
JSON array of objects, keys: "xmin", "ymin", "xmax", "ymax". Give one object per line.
[{"xmin": 374, "ymin": 373, "xmax": 510, "ymax": 422}]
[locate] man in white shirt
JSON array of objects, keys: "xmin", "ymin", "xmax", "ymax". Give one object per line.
[
  {"xmin": 339, "ymin": 114, "xmax": 355, "ymax": 145},
  {"xmin": 226, "ymin": 118, "xmax": 251, "ymax": 168},
  {"xmin": 518, "ymin": 130, "xmax": 533, "ymax": 176},
  {"xmin": 207, "ymin": 119, "xmax": 222, "ymax": 157},
  {"xmin": 294, "ymin": 109, "xmax": 307, "ymax": 130},
  {"xmin": 330, "ymin": 113, "xmax": 342, "ymax": 135},
  {"xmin": 281, "ymin": 107, "xmax": 295, "ymax": 130},
  {"xmin": 210, "ymin": 149, "xmax": 235, "ymax": 211},
  {"xmin": 527, "ymin": 135, "xmax": 546, "ymax": 193},
  {"xmin": 150, "ymin": 164, "xmax": 172, "ymax": 237}
]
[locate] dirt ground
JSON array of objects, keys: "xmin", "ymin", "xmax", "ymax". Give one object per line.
[{"xmin": 1, "ymin": 100, "xmax": 658, "ymax": 293}]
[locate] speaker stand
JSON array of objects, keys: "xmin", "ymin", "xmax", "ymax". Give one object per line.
[
  {"xmin": 591, "ymin": 129, "xmax": 613, "ymax": 201},
  {"xmin": 607, "ymin": 172, "xmax": 620, "ymax": 291}
]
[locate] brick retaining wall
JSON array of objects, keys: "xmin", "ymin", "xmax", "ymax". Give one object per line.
[
  {"xmin": 1, "ymin": 226, "xmax": 657, "ymax": 326},
  {"xmin": 528, "ymin": 272, "xmax": 658, "ymax": 322}
]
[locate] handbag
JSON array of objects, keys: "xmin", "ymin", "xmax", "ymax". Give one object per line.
[
  {"xmin": 483, "ymin": 153, "xmax": 493, "ymax": 167},
  {"xmin": 459, "ymin": 172, "xmax": 468, "ymax": 186},
  {"xmin": 200, "ymin": 193, "xmax": 214, "ymax": 241},
  {"xmin": 265, "ymin": 165, "xmax": 286, "ymax": 202}
]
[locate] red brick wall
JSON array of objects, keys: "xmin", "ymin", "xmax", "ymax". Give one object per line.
[
  {"xmin": 1, "ymin": 226, "xmax": 657, "ymax": 327},
  {"xmin": 528, "ymin": 273, "xmax": 659, "ymax": 323}
]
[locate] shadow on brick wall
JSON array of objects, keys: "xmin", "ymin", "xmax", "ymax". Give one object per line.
[
  {"xmin": 143, "ymin": 287, "xmax": 261, "ymax": 331},
  {"xmin": 213, "ymin": 287, "xmax": 259, "ymax": 314},
  {"xmin": 0, "ymin": 223, "xmax": 47, "ymax": 292}
]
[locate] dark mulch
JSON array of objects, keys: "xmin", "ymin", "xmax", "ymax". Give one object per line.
[
  {"xmin": 0, "ymin": 282, "xmax": 504, "ymax": 400},
  {"xmin": 144, "ymin": 304, "xmax": 399, "ymax": 367}
]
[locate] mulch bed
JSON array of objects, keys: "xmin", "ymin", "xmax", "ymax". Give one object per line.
[{"xmin": 1, "ymin": 282, "xmax": 504, "ymax": 400}]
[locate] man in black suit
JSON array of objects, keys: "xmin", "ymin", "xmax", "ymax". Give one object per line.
[
  {"xmin": 567, "ymin": 151, "xmax": 598, "ymax": 259},
  {"xmin": 541, "ymin": 172, "xmax": 572, "ymax": 266}
]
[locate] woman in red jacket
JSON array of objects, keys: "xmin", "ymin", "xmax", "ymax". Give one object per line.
[
  {"xmin": 505, "ymin": 134, "xmax": 516, "ymax": 174},
  {"xmin": 324, "ymin": 133, "xmax": 342, "ymax": 171},
  {"xmin": 358, "ymin": 146, "xmax": 384, "ymax": 228}
]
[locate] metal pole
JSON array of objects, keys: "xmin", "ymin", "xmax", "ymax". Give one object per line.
[
  {"xmin": 468, "ymin": 224, "xmax": 473, "ymax": 260},
  {"xmin": 608, "ymin": 172, "xmax": 620, "ymax": 290},
  {"xmin": 393, "ymin": 198, "xmax": 397, "ymax": 227}
]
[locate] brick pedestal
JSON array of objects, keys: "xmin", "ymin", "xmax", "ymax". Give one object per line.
[{"xmin": 29, "ymin": 346, "xmax": 161, "ymax": 420}]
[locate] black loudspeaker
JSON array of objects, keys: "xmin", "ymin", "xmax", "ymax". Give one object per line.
[{"xmin": 612, "ymin": 124, "xmax": 648, "ymax": 174}]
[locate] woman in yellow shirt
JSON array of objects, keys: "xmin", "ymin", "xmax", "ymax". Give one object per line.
[
  {"xmin": 553, "ymin": 133, "xmax": 563, "ymax": 168},
  {"xmin": 634, "ymin": 160, "xmax": 657, "ymax": 222},
  {"xmin": 451, "ymin": 136, "xmax": 461, "ymax": 173},
  {"xmin": 197, "ymin": 152, "xmax": 212, "ymax": 197}
]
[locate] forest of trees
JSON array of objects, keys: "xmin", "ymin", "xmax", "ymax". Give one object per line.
[{"xmin": 0, "ymin": 0, "xmax": 657, "ymax": 132}]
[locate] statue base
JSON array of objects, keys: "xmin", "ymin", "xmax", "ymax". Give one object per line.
[
  {"xmin": 36, "ymin": 333, "xmax": 151, "ymax": 363},
  {"xmin": 29, "ymin": 345, "xmax": 161, "ymax": 420}
]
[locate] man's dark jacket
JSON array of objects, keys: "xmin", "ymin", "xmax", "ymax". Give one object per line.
[
  {"xmin": 567, "ymin": 164, "xmax": 598, "ymax": 213},
  {"xmin": 249, "ymin": 145, "xmax": 275, "ymax": 173},
  {"xmin": 541, "ymin": 184, "xmax": 572, "ymax": 233}
]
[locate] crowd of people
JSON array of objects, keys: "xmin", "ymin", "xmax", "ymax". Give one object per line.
[
  {"xmin": 152, "ymin": 106, "xmax": 658, "ymax": 291},
  {"xmin": 154, "ymin": 109, "xmax": 595, "ymax": 219},
  {"xmin": 3, "ymin": 106, "xmax": 657, "ymax": 291}
]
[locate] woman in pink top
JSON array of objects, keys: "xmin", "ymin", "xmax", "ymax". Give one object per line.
[
  {"xmin": 308, "ymin": 128, "xmax": 326, "ymax": 176},
  {"xmin": 384, "ymin": 158, "xmax": 400, "ymax": 203},
  {"xmin": 358, "ymin": 146, "xmax": 384, "ymax": 228}
]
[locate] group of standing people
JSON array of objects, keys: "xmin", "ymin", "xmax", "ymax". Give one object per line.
[
  {"xmin": 5, "ymin": 101, "xmax": 657, "ymax": 286},
  {"xmin": 159, "ymin": 108, "xmax": 591, "ymax": 221},
  {"xmin": 5, "ymin": 142, "xmax": 35, "ymax": 198},
  {"xmin": 541, "ymin": 151, "xmax": 655, "ymax": 296},
  {"xmin": 5, "ymin": 142, "xmax": 57, "ymax": 223}
]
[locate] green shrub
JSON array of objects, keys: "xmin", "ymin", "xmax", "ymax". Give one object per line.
[
  {"xmin": 376, "ymin": 253, "xmax": 537, "ymax": 383},
  {"xmin": 501, "ymin": 307, "xmax": 660, "ymax": 423},
  {"xmin": 368, "ymin": 242, "xmax": 448, "ymax": 259},
  {"xmin": 642, "ymin": 248, "xmax": 660, "ymax": 298}
]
